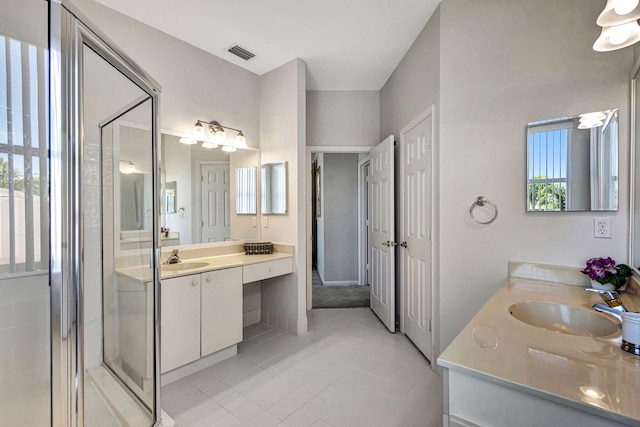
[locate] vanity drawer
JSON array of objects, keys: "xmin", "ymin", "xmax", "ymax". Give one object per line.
[{"xmin": 243, "ymin": 258, "xmax": 293, "ymax": 284}]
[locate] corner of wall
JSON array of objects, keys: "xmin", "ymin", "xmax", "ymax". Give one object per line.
[{"xmin": 258, "ymin": 58, "xmax": 308, "ymax": 333}]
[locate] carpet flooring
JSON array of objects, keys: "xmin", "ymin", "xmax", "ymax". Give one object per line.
[
  {"xmin": 312, "ymin": 284, "xmax": 371, "ymax": 308},
  {"xmin": 311, "ymin": 269, "xmax": 370, "ymax": 308}
]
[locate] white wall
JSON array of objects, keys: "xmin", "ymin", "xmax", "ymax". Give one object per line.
[
  {"xmin": 259, "ymin": 59, "xmax": 308, "ymax": 334},
  {"xmin": 73, "ymin": 0, "xmax": 260, "ymax": 145},
  {"xmin": 322, "ymin": 153, "xmax": 359, "ymax": 283},
  {"xmin": 380, "ymin": 6, "xmax": 440, "ymax": 141},
  {"xmin": 307, "ymin": 91, "xmax": 380, "ymax": 146},
  {"xmin": 162, "ymin": 134, "xmax": 193, "ymax": 243},
  {"xmin": 379, "ymin": 0, "xmax": 634, "ymax": 357},
  {"xmin": 437, "ymin": 0, "xmax": 633, "ymax": 352}
]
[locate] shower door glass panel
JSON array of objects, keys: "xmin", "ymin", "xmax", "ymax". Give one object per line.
[
  {"xmin": 101, "ymin": 100, "xmax": 154, "ymax": 408},
  {"xmin": 82, "ymin": 43, "xmax": 155, "ymax": 424},
  {"xmin": 0, "ymin": 0, "xmax": 50, "ymax": 425}
]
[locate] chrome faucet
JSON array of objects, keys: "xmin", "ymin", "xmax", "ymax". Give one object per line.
[
  {"xmin": 585, "ymin": 288, "xmax": 627, "ymax": 321},
  {"xmin": 164, "ymin": 249, "xmax": 181, "ymax": 265}
]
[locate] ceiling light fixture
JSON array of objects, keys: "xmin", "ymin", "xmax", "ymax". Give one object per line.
[{"xmin": 594, "ymin": 0, "xmax": 640, "ymax": 50}]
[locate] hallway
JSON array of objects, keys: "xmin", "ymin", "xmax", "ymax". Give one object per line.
[{"xmin": 162, "ymin": 308, "xmax": 443, "ymax": 426}]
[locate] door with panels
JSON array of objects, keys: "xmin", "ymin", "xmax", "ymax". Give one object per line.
[
  {"xmin": 369, "ymin": 135, "xmax": 396, "ymax": 332},
  {"xmin": 200, "ymin": 162, "xmax": 231, "ymax": 243},
  {"xmin": 400, "ymin": 108, "xmax": 434, "ymax": 362}
]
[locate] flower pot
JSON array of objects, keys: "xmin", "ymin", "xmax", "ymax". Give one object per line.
[{"xmin": 590, "ymin": 279, "xmax": 617, "ymax": 291}]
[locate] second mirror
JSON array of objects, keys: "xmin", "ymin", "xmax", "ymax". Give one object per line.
[{"xmin": 262, "ymin": 161, "xmax": 287, "ymax": 214}]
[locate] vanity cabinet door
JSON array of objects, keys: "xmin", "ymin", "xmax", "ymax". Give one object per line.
[
  {"xmin": 161, "ymin": 275, "xmax": 201, "ymax": 373},
  {"xmin": 201, "ymin": 267, "xmax": 243, "ymax": 356}
]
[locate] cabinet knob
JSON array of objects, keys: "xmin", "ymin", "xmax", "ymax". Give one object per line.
[
  {"xmin": 206, "ymin": 277, "xmax": 212, "ymax": 282},
  {"xmin": 268, "ymin": 267, "xmax": 273, "ymax": 272},
  {"xmin": 192, "ymin": 281, "xmax": 197, "ymax": 286}
]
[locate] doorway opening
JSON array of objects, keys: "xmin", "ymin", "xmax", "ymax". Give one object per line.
[{"xmin": 306, "ymin": 147, "xmax": 374, "ymax": 310}]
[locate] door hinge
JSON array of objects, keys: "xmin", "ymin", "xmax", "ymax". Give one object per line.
[
  {"xmin": 427, "ymin": 136, "xmax": 432, "ymax": 149},
  {"xmin": 427, "ymin": 319, "xmax": 432, "ymax": 332},
  {"xmin": 201, "ymin": 175, "xmax": 204, "ymax": 181},
  {"xmin": 201, "ymin": 220, "xmax": 204, "ymax": 227},
  {"xmin": 427, "ymin": 228, "xmax": 431, "ymax": 241}
]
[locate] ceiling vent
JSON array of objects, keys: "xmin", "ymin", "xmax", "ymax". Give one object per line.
[{"xmin": 227, "ymin": 45, "xmax": 255, "ymax": 61}]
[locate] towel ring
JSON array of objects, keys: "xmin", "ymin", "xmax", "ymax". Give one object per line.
[{"xmin": 469, "ymin": 196, "xmax": 498, "ymax": 225}]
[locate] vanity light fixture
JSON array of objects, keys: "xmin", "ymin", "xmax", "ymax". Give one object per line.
[
  {"xmin": 119, "ymin": 160, "xmax": 137, "ymax": 174},
  {"xmin": 578, "ymin": 119, "xmax": 604, "ymax": 129},
  {"xmin": 193, "ymin": 121, "xmax": 206, "ymax": 139},
  {"xmin": 594, "ymin": 0, "xmax": 640, "ymax": 51},
  {"xmin": 190, "ymin": 119, "xmax": 247, "ymax": 151},
  {"xmin": 597, "ymin": 0, "xmax": 640, "ymax": 26},
  {"xmin": 578, "ymin": 111, "xmax": 607, "ymax": 129},
  {"xmin": 179, "ymin": 137, "xmax": 197, "ymax": 145}
]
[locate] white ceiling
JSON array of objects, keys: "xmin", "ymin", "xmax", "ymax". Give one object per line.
[{"xmin": 95, "ymin": 0, "xmax": 440, "ymax": 91}]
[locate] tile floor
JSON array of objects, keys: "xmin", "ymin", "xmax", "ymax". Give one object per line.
[{"xmin": 162, "ymin": 308, "xmax": 443, "ymax": 427}]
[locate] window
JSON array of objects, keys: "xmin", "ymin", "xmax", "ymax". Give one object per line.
[
  {"xmin": 527, "ymin": 120, "xmax": 572, "ymax": 211},
  {"xmin": 0, "ymin": 36, "xmax": 48, "ymax": 275}
]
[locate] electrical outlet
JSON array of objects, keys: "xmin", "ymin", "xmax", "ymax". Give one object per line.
[
  {"xmin": 594, "ymin": 217, "xmax": 611, "ymax": 239},
  {"xmin": 263, "ymin": 216, "xmax": 269, "ymax": 228},
  {"xmin": 252, "ymin": 216, "xmax": 257, "ymax": 227}
]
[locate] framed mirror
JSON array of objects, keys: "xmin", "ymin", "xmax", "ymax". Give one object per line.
[
  {"xmin": 526, "ymin": 109, "xmax": 619, "ymax": 212},
  {"xmin": 262, "ymin": 161, "xmax": 287, "ymax": 215}
]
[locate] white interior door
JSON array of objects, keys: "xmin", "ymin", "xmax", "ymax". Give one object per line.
[
  {"xmin": 200, "ymin": 163, "xmax": 230, "ymax": 242},
  {"xmin": 400, "ymin": 109, "xmax": 433, "ymax": 361},
  {"xmin": 369, "ymin": 136, "xmax": 395, "ymax": 332}
]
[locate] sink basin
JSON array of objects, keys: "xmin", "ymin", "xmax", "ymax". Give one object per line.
[
  {"xmin": 509, "ymin": 301, "xmax": 619, "ymax": 337},
  {"xmin": 162, "ymin": 261, "xmax": 209, "ymax": 272}
]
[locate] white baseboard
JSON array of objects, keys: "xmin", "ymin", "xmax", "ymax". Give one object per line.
[
  {"xmin": 261, "ymin": 310, "xmax": 308, "ymax": 335},
  {"xmin": 321, "ymin": 280, "xmax": 360, "ymax": 286}
]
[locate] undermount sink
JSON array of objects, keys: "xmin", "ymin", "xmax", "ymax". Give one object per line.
[
  {"xmin": 162, "ymin": 261, "xmax": 209, "ymax": 272},
  {"xmin": 509, "ymin": 301, "xmax": 619, "ymax": 337}
]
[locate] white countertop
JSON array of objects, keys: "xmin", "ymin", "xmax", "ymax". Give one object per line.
[
  {"xmin": 117, "ymin": 251, "xmax": 293, "ymax": 282},
  {"xmin": 438, "ymin": 278, "xmax": 640, "ymax": 425}
]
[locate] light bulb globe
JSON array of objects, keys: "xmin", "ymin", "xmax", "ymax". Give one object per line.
[
  {"xmin": 614, "ymin": 0, "xmax": 639, "ymax": 15},
  {"xmin": 235, "ymin": 132, "xmax": 247, "ymax": 148}
]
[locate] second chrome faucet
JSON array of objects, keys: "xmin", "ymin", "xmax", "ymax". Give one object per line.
[{"xmin": 585, "ymin": 288, "xmax": 627, "ymax": 321}]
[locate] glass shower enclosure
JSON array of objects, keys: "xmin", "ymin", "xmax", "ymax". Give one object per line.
[
  {"xmin": 52, "ymin": 1, "xmax": 161, "ymax": 426},
  {"xmin": 1, "ymin": 1, "xmax": 162, "ymax": 424}
]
